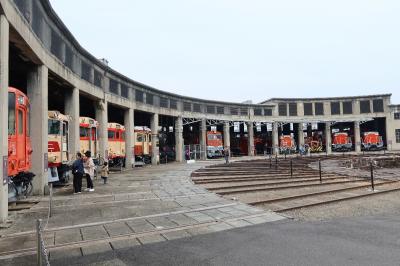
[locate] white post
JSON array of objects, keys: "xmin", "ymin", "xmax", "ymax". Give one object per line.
[
  {"xmin": 151, "ymin": 113, "xmax": 159, "ymax": 165},
  {"xmin": 124, "ymin": 108, "xmax": 134, "ymax": 168},
  {"xmin": 27, "ymin": 65, "xmax": 48, "ymax": 196},
  {"xmin": 0, "ymin": 15, "xmax": 9, "ymax": 222},
  {"xmin": 175, "ymin": 116, "xmax": 183, "ymax": 162},
  {"xmin": 95, "ymin": 99, "xmax": 108, "ymax": 160}
]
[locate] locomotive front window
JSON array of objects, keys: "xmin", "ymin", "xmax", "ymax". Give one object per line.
[
  {"xmin": 108, "ymin": 130, "xmax": 115, "ymax": 139},
  {"xmin": 18, "ymin": 110, "xmax": 24, "ymax": 135},
  {"xmin": 80, "ymin": 127, "xmax": 89, "ymax": 137},
  {"xmin": 48, "ymin": 120, "xmax": 61, "ymax": 135},
  {"xmin": 8, "ymin": 92, "xmax": 16, "ymax": 135}
]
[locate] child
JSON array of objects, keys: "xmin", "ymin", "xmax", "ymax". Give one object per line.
[{"xmin": 101, "ymin": 162, "xmax": 109, "ymax": 184}]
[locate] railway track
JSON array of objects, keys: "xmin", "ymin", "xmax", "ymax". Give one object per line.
[{"xmin": 192, "ymin": 156, "xmax": 400, "ymax": 214}]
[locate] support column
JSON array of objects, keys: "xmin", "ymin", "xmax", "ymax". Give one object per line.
[
  {"xmin": 95, "ymin": 99, "xmax": 108, "ymax": 160},
  {"xmin": 223, "ymin": 121, "xmax": 231, "ymax": 153},
  {"xmin": 354, "ymin": 121, "xmax": 361, "ymax": 153},
  {"xmin": 28, "ymin": 65, "xmax": 48, "ymax": 196},
  {"xmin": 65, "ymin": 87, "xmax": 80, "ymax": 157},
  {"xmin": 200, "ymin": 119, "xmax": 207, "ymax": 160},
  {"xmin": 247, "ymin": 122, "xmax": 254, "ymax": 156},
  {"xmin": 175, "ymin": 116, "xmax": 183, "ymax": 162},
  {"xmin": 325, "ymin": 122, "xmax": 332, "ymax": 154},
  {"xmin": 124, "ymin": 108, "xmax": 134, "ymax": 168},
  {"xmin": 0, "ymin": 15, "xmax": 9, "ymax": 222},
  {"xmin": 272, "ymin": 122, "xmax": 279, "ymax": 155},
  {"xmin": 298, "ymin": 123, "xmax": 305, "ymax": 147},
  {"xmin": 151, "ymin": 113, "xmax": 159, "ymax": 165}
]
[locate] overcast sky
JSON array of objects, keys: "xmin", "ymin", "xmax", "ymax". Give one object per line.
[{"xmin": 49, "ymin": 0, "xmax": 400, "ymax": 104}]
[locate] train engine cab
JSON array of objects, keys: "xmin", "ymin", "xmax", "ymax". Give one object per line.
[
  {"xmin": 362, "ymin": 132, "xmax": 384, "ymax": 151},
  {"xmin": 134, "ymin": 126, "xmax": 152, "ymax": 164},
  {"xmin": 332, "ymin": 132, "xmax": 352, "ymax": 152},
  {"xmin": 80, "ymin": 117, "xmax": 99, "ymax": 160},
  {"xmin": 8, "ymin": 87, "xmax": 34, "ymax": 201},
  {"xmin": 107, "ymin": 123, "xmax": 126, "ymax": 167},
  {"xmin": 279, "ymin": 135, "xmax": 296, "ymax": 154},
  {"xmin": 48, "ymin": 111, "xmax": 71, "ymax": 183},
  {"xmin": 207, "ymin": 131, "xmax": 224, "ymax": 158}
]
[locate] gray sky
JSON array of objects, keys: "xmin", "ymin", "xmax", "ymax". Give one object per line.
[{"xmin": 50, "ymin": 0, "xmax": 400, "ymax": 104}]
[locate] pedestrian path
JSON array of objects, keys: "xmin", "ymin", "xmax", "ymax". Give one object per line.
[{"xmin": 0, "ymin": 157, "xmax": 285, "ymax": 263}]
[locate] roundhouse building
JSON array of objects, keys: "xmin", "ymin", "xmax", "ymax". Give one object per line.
[{"xmin": 0, "ymin": 0, "xmax": 399, "ymax": 221}]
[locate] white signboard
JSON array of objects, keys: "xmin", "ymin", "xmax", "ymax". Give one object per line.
[
  {"xmin": 234, "ymin": 122, "xmax": 240, "ymax": 133},
  {"xmin": 312, "ymin": 123, "xmax": 318, "ymax": 130},
  {"xmin": 267, "ymin": 123, "xmax": 272, "ymax": 132},
  {"xmin": 302, "ymin": 123, "xmax": 308, "ymax": 131},
  {"xmin": 244, "ymin": 123, "xmax": 248, "ymax": 133},
  {"xmin": 290, "ymin": 123, "xmax": 294, "ymax": 131},
  {"xmin": 211, "ymin": 126, "xmax": 217, "ymax": 132},
  {"xmin": 169, "ymin": 126, "xmax": 174, "ymax": 133},
  {"xmin": 256, "ymin": 122, "xmax": 261, "ymax": 132}
]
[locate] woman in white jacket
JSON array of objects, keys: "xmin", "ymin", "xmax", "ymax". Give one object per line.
[{"xmin": 84, "ymin": 151, "xmax": 96, "ymax": 192}]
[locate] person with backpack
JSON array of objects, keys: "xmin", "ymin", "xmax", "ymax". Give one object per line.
[{"xmin": 71, "ymin": 152, "xmax": 84, "ymax": 194}]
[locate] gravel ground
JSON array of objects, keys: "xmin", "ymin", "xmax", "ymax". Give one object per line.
[{"xmin": 283, "ymin": 189, "xmax": 400, "ymax": 221}]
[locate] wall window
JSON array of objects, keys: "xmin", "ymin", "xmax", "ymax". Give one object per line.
[
  {"xmin": 360, "ymin": 100, "xmax": 371, "ymax": 113},
  {"xmin": 342, "ymin": 101, "xmax": 353, "ymax": 114},
  {"xmin": 146, "ymin": 93, "xmax": 154, "ymax": 105},
  {"xmin": 289, "ymin": 103, "xmax": 297, "ymax": 116},
  {"xmin": 315, "ymin": 102, "xmax": 324, "ymax": 115},
  {"xmin": 373, "ymin": 99, "xmax": 384, "ymax": 113},
  {"xmin": 183, "ymin": 102, "xmax": 192, "ymax": 112},
  {"xmin": 193, "ymin": 103, "xmax": 201, "ymax": 113},
  {"xmin": 160, "ymin": 97, "xmax": 169, "ymax": 108},
  {"xmin": 396, "ymin": 129, "xmax": 400, "ymax": 143},
  {"xmin": 135, "ymin": 90, "xmax": 144, "ymax": 103},
  {"xmin": 240, "ymin": 108, "xmax": 248, "ymax": 116},
  {"xmin": 394, "ymin": 112, "xmax": 400, "ymax": 120},
  {"xmin": 230, "ymin": 107, "xmax": 238, "ymax": 115},
  {"xmin": 254, "ymin": 108, "xmax": 262, "ymax": 116},
  {"xmin": 331, "ymin": 102, "xmax": 340, "ymax": 115},
  {"xmin": 170, "ymin": 99, "xmax": 178, "ymax": 109},
  {"xmin": 304, "ymin": 103, "xmax": 313, "ymax": 116},
  {"xmin": 217, "ymin": 106, "xmax": 225, "ymax": 114},
  {"xmin": 278, "ymin": 103, "xmax": 287, "ymax": 116},
  {"xmin": 264, "ymin": 108, "xmax": 272, "ymax": 116},
  {"xmin": 206, "ymin": 105, "xmax": 215, "ymax": 114}
]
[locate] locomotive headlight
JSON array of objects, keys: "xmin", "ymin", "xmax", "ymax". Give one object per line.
[{"xmin": 18, "ymin": 96, "xmax": 25, "ymax": 105}]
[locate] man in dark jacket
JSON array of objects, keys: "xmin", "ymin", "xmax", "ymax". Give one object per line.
[{"xmin": 72, "ymin": 152, "xmax": 84, "ymax": 194}]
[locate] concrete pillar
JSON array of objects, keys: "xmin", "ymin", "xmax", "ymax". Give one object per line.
[
  {"xmin": 64, "ymin": 87, "xmax": 80, "ymax": 157},
  {"xmin": 325, "ymin": 122, "xmax": 332, "ymax": 154},
  {"xmin": 95, "ymin": 99, "xmax": 108, "ymax": 160},
  {"xmin": 298, "ymin": 123, "xmax": 305, "ymax": 147},
  {"xmin": 354, "ymin": 121, "xmax": 361, "ymax": 153},
  {"xmin": 247, "ymin": 122, "xmax": 254, "ymax": 156},
  {"xmin": 0, "ymin": 15, "xmax": 9, "ymax": 222},
  {"xmin": 272, "ymin": 122, "xmax": 279, "ymax": 155},
  {"xmin": 27, "ymin": 65, "xmax": 48, "ymax": 196},
  {"xmin": 200, "ymin": 119, "xmax": 207, "ymax": 160},
  {"xmin": 223, "ymin": 121, "xmax": 231, "ymax": 152},
  {"xmin": 124, "ymin": 108, "xmax": 134, "ymax": 167},
  {"xmin": 151, "ymin": 113, "xmax": 159, "ymax": 165},
  {"xmin": 175, "ymin": 116, "xmax": 183, "ymax": 162}
]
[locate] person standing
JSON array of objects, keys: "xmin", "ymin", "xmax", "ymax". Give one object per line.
[
  {"xmin": 101, "ymin": 162, "xmax": 109, "ymax": 184},
  {"xmin": 71, "ymin": 152, "xmax": 84, "ymax": 194},
  {"xmin": 224, "ymin": 147, "xmax": 230, "ymax": 164},
  {"xmin": 84, "ymin": 151, "xmax": 95, "ymax": 192}
]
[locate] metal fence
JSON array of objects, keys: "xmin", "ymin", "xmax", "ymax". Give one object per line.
[{"xmin": 184, "ymin": 144, "xmax": 205, "ymax": 160}]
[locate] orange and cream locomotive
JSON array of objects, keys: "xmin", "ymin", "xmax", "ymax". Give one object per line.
[
  {"xmin": 48, "ymin": 111, "xmax": 71, "ymax": 182},
  {"xmin": 79, "ymin": 117, "xmax": 99, "ymax": 159},
  {"xmin": 108, "ymin": 122, "xmax": 126, "ymax": 166},
  {"xmin": 134, "ymin": 126, "xmax": 152, "ymax": 164},
  {"xmin": 7, "ymin": 87, "xmax": 34, "ymax": 201}
]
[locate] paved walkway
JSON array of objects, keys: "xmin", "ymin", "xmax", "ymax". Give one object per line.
[{"xmin": 0, "ymin": 157, "xmax": 285, "ymax": 264}]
